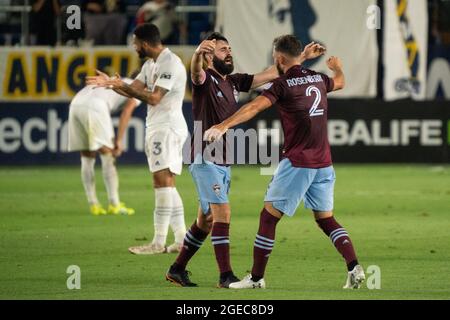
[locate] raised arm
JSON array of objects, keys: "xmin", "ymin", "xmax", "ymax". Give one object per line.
[
  {"xmin": 112, "ymin": 81, "xmax": 168, "ymax": 106},
  {"xmin": 204, "ymin": 95, "xmax": 273, "ymax": 142},
  {"xmin": 86, "ymin": 71, "xmax": 167, "ymax": 106},
  {"xmin": 191, "ymin": 39, "xmax": 216, "ymax": 85},
  {"xmin": 86, "ymin": 69, "xmax": 143, "ymax": 98},
  {"xmin": 251, "ymin": 65, "xmax": 279, "ymax": 89},
  {"xmin": 299, "ymin": 41, "xmax": 326, "ymax": 64},
  {"xmin": 326, "ymin": 56, "xmax": 345, "ymax": 91},
  {"xmin": 251, "ymin": 42, "xmax": 326, "ymax": 89}
]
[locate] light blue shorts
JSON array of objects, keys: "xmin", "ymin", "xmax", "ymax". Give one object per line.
[
  {"xmin": 264, "ymin": 158, "xmax": 335, "ymax": 216},
  {"xmin": 189, "ymin": 161, "xmax": 231, "ymax": 215}
]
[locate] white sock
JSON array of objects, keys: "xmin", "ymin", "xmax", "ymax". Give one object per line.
[
  {"xmin": 81, "ymin": 156, "xmax": 99, "ymax": 205},
  {"xmin": 170, "ymin": 188, "xmax": 186, "ymax": 245},
  {"xmin": 100, "ymin": 153, "xmax": 120, "ymax": 206},
  {"xmin": 153, "ymin": 187, "xmax": 173, "ymax": 247}
]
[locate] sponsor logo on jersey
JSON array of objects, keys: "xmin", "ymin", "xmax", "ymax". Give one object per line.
[{"xmin": 160, "ymin": 72, "xmax": 172, "ymax": 80}]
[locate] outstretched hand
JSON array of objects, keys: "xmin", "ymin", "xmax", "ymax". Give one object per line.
[
  {"xmin": 195, "ymin": 39, "xmax": 216, "ymax": 55},
  {"xmin": 326, "ymin": 56, "xmax": 343, "ymax": 71},
  {"xmin": 86, "ymin": 71, "xmax": 124, "ymax": 90},
  {"xmin": 86, "ymin": 69, "xmax": 111, "ymax": 87},
  {"xmin": 301, "ymin": 41, "xmax": 326, "ymax": 60},
  {"xmin": 203, "ymin": 124, "xmax": 227, "ymax": 142}
]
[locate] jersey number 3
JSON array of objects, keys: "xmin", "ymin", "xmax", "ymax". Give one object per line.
[
  {"xmin": 152, "ymin": 142, "xmax": 162, "ymax": 155},
  {"xmin": 306, "ymin": 86, "xmax": 324, "ymax": 117}
]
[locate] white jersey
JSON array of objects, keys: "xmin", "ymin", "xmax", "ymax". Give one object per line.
[
  {"xmin": 136, "ymin": 48, "xmax": 188, "ymax": 136},
  {"xmin": 70, "ymin": 78, "xmax": 139, "ymax": 114}
]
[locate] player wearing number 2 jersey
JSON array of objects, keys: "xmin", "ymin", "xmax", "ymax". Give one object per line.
[{"xmin": 204, "ymin": 35, "xmax": 365, "ymax": 290}]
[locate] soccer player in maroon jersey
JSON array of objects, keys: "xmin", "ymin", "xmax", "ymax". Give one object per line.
[
  {"xmin": 166, "ymin": 33, "xmax": 326, "ymax": 288},
  {"xmin": 204, "ymin": 35, "xmax": 365, "ymax": 289}
]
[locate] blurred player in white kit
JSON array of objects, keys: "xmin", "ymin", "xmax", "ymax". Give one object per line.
[{"xmin": 68, "ymin": 78, "xmax": 140, "ymax": 216}]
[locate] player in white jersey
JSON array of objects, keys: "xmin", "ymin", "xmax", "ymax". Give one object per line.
[
  {"xmin": 68, "ymin": 78, "xmax": 140, "ymax": 216},
  {"xmin": 87, "ymin": 23, "xmax": 188, "ymax": 255}
]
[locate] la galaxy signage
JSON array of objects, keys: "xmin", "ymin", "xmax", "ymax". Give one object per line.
[
  {"xmin": 0, "ymin": 46, "xmax": 195, "ymax": 102},
  {"xmin": 1, "ymin": 47, "xmax": 139, "ymax": 101}
]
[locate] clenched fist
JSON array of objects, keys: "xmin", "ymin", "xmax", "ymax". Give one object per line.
[
  {"xmin": 195, "ymin": 39, "xmax": 217, "ymax": 55},
  {"xmin": 326, "ymin": 56, "xmax": 343, "ymax": 71}
]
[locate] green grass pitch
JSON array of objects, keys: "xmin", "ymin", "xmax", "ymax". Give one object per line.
[{"xmin": 0, "ymin": 164, "xmax": 449, "ymax": 300}]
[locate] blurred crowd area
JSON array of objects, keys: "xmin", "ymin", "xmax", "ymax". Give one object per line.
[
  {"xmin": 0, "ymin": 0, "xmax": 215, "ymax": 46},
  {"xmin": 430, "ymin": 0, "xmax": 450, "ymax": 45},
  {"xmin": 0, "ymin": 0, "xmax": 449, "ymax": 47}
]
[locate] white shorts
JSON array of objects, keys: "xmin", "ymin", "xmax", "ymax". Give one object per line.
[
  {"xmin": 145, "ymin": 128, "xmax": 187, "ymax": 175},
  {"xmin": 68, "ymin": 99, "xmax": 114, "ymax": 152}
]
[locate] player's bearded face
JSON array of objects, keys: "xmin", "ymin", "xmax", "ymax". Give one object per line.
[
  {"xmin": 213, "ymin": 55, "xmax": 234, "ymax": 75},
  {"xmin": 136, "ymin": 45, "xmax": 147, "ymax": 59},
  {"xmin": 133, "ymin": 37, "xmax": 147, "ymax": 59}
]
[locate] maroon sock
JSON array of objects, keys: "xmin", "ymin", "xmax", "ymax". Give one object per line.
[
  {"xmin": 175, "ymin": 220, "xmax": 209, "ymax": 270},
  {"xmin": 316, "ymin": 216, "xmax": 358, "ymax": 270},
  {"xmin": 211, "ymin": 222, "xmax": 232, "ymax": 275},
  {"xmin": 251, "ymin": 208, "xmax": 280, "ymax": 280}
]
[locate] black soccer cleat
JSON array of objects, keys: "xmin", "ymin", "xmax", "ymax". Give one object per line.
[
  {"xmin": 218, "ymin": 273, "xmax": 240, "ymax": 288},
  {"xmin": 166, "ymin": 266, "xmax": 198, "ymax": 287}
]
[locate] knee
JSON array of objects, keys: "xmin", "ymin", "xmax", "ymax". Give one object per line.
[
  {"xmin": 263, "ymin": 202, "xmax": 283, "ymax": 219},
  {"xmin": 153, "ymin": 179, "xmax": 163, "ymax": 189},
  {"xmin": 197, "ymin": 214, "xmax": 213, "ymax": 233},
  {"xmin": 153, "ymin": 170, "xmax": 174, "ymax": 189},
  {"xmin": 210, "ymin": 204, "xmax": 231, "ymax": 223},
  {"xmin": 98, "ymin": 146, "xmax": 113, "ymax": 155},
  {"xmin": 153, "ymin": 175, "xmax": 164, "ymax": 189}
]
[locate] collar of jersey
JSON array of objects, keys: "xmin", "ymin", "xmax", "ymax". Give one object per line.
[
  {"xmin": 285, "ymin": 64, "xmax": 302, "ymax": 75},
  {"xmin": 207, "ymin": 68, "xmax": 227, "ymax": 82},
  {"xmin": 156, "ymin": 47, "xmax": 170, "ymax": 64}
]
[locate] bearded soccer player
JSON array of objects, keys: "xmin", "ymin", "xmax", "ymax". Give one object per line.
[
  {"xmin": 204, "ymin": 35, "xmax": 365, "ymax": 289},
  {"xmin": 165, "ymin": 32, "xmax": 326, "ymax": 288},
  {"xmin": 87, "ymin": 23, "xmax": 188, "ymax": 255}
]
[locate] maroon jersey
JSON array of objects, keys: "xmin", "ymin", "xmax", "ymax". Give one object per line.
[
  {"xmin": 191, "ymin": 69, "xmax": 254, "ymax": 164},
  {"xmin": 262, "ymin": 65, "xmax": 334, "ymax": 168}
]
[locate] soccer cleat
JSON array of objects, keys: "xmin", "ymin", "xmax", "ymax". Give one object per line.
[
  {"xmin": 166, "ymin": 242, "xmax": 183, "ymax": 253},
  {"xmin": 128, "ymin": 243, "xmax": 166, "ymax": 255},
  {"xmin": 166, "ymin": 267, "xmax": 198, "ymax": 287},
  {"xmin": 218, "ymin": 273, "xmax": 241, "ymax": 288},
  {"xmin": 108, "ymin": 202, "xmax": 135, "ymax": 215},
  {"xmin": 229, "ymin": 274, "xmax": 266, "ymax": 289},
  {"xmin": 90, "ymin": 204, "xmax": 107, "ymax": 216},
  {"xmin": 343, "ymin": 264, "xmax": 366, "ymax": 289}
]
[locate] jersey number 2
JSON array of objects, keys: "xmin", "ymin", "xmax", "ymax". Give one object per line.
[{"xmin": 306, "ymin": 86, "xmax": 324, "ymax": 117}]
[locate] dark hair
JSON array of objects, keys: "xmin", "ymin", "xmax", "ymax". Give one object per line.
[
  {"xmin": 205, "ymin": 32, "xmax": 229, "ymax": 43},
  {"xmin": 273, "ymin": 35, "xmax": 303, "ymax": 57},
  {"xmin": 134, "ymin": 23, "xmax": 162, "ymax": 46}
]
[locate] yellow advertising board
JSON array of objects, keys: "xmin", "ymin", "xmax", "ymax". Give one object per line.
[{"xmin": 0, "ymin": 46, "xmax": 195, "ymax": 102}]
